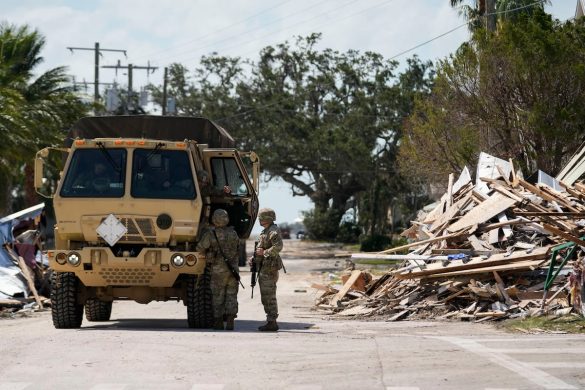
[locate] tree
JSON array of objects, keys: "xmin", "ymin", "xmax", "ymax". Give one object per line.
[
  {"xmin": 0, "ymin": 23, "xmax": 87, "ymax": 214},
  {"xmin": 149, "ymin": 35, "xmax": 434, "ymax": 240},
  {"xmin": 400, "ymin": 13, "xmax": 585, "ymax": 185},
  {"xmin": 449, "ymin": 0, "xmax": 549, "ymax": 31}
]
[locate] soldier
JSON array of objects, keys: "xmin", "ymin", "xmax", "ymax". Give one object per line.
[
  {"xmin": 197, "ymin": 170, "xmax": 231, "ymax": 197},
  {"xmin": 196, "ymin": 209, "xmax": 240, "ymax": 330},
  {"xmin": 252, "ymin": 207, "xmax": 284, "ymax": 332}
]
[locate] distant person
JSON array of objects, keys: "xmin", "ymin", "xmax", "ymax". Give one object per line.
[
  {"xmin": 249, "ymin": 207, "xmax": 283, "ymax": 332},
  {"xmin": 73, "ymin": 161, "xmax": 113, "ymax": 192},
  {"xmin": 197, "ymin": 170, "xmax": 231, "ymax": 197},
  {"xmin": 196, "ymin": 209, "xmax": 240, "ymax": 330}
]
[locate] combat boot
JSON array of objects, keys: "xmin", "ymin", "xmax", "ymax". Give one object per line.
[
  {"xmin": 213, "ymin": 317, "xmax": 224, "ymax": 330},
  {"xmin": 258, "ymin": 320, "xmax": 278, "ymax": 332},
  {"xmin": 225, "ymin": 316, "xmax": 235, "ymax": 331}
]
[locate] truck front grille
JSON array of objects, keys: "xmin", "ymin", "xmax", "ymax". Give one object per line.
[
  {"xmin": 99, "ymin": 217, "xmax": 157, "ymax": 243},
  {"xmin": 98, "ymin": 267, "xmax": 156, "ymax": 285}
]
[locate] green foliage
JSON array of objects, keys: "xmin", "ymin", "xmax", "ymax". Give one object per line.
[
  {"xmin": 0, "ymin": 22, "xmax": 87, "ymax": 213},
  {"xmin": 302, "ymin": 208, "xmax": 343, "ymax": 241},
  {"xmin": 360, "ymin": 234, "xmax": 408, "ymax": 252},
  {"xmin": 149, "ymin": 35, "xmax": 434, "ymax": 240},
  {"xmin": 359, "ymin": 234, "xmax": 392, "ymax": 252},
  {"xmin": 336, "ymin": 221, "xmax": 361, "ymax": 244},
  {"xmin": 401, "ymin": 14, "xmax": 585, "ymax": 185}
]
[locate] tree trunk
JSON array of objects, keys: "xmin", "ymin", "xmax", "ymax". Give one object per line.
[
  {"xmin": 0, "ymin": 172, "xmax": 13, "ymax": 216},
  {"xmin": 24, "ymin": 163, "xmax": 38, "ymax": 208}
]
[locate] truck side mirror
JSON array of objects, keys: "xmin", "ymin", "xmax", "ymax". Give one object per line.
[{"xmin": 34, "ymin": 148, "xmax": 49, "ymax": 191}]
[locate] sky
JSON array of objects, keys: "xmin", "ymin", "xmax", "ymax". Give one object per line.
[{"xmin": 0, "ymin": 0, "xmax": 578, "ymax": 226}]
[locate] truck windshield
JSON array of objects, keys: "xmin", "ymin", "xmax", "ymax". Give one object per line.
[
  {"xmin": 211, "ymin": 157, "xmax": 249, "ymax": 196},
  {"xmin": 132, "ymin": 149, "xmax": 195, "ymax": 199},
  {"xmin": 60, "ymin": 149, "xmax": 126, "ymax": 198}
]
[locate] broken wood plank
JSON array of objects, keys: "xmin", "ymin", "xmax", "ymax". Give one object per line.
[
  {"xmin": 330, "ymin": 270, "xmax": 362, "ymax": 306},
  {"xmin": 492, "ymin": 271, "xmax": 514, "ymax": 305},
  {"xmin": 447, "ymin": 192, "xmax": 517, "ymax": 233},
  {"xmin": 395, "ymin": 247, "xmax": 549, "ymax": 279},
  {"xmin": 422, "ymin": 259, "xmax": 545, "ymax": 279},
  {"xmin": 387, "ymin": 309, "xmax": 410, "ymax": 322},
  {"xmin": 541, "ymin": 224, "xmax": 585, "ymax": 247},
  {"xmin": 15, "ymin": 256, "xmax": 43, "ymax": 309},
  {"xmin": 379, "ymin": 230, "xmax": 468, "ymax": 254}
]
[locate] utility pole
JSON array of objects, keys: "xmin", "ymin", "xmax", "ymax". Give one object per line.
[
  {"xmin": 67, "ymin": 42, "xmax": 127, "ymax": 104},
  {"xmin": 101, "ymin": 61, "xmax": 158, "ymax": 113},
  {"xmin": 102, "ymin": 61, "xmax": 158, "ymax": 93},
  {"xmin": 486, "ymin": 0, "xmax": 496, "ymax": 32},
  {"xmin": 162, "ymin": 67, "xmax": 168, "ymax": 116}
]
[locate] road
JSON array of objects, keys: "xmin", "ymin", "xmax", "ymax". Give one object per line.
[{"xmin": 1, "ymin": 240, "xmax": 584, "ymax": 390}]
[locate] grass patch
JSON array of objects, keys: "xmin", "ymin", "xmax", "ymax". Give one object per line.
[
  {"xmin": 343, "ymin": 244, "xmax": 361, "ymax": 252},
  {"xmin": 354, "ymin": 259, "xmax": 401, "ymax": 266},
  {"xmin": 503, "ymin": 315, "xmax": 585, "ymax": 334}
]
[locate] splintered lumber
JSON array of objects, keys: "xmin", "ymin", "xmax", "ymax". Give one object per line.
[
  {"xmin": 423, "ymin": 259, "xmax": 545, "ymax": 279},
  {"xmin": 541, "ymin": 224, "xmax": 585, "ymax": 247},
  {"xmin": 394, "ymin": 247, "xmax": 550, "ymax": 279},
  {"xmin": 330, "ymin": 270, "xmax": 362, "ymax": 306},
  {"xmin": 447, "ymin": 192, "xmax": 516, "ymax": 232},
  {"xmin": 351, "ymin": 254, "xmax": 448, "ymax": 261},
  {"xmin": 378, "ymin": 230, "xmax": 468, "ymax": 254},
  {"xmin": 6, "ymin": 248, "xmax": 43, "ymax": 308}
]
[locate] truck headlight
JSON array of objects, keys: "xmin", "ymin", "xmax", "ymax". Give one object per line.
[
  {"xmin": 56, "ymin": 252, "xmax": 67, "ymax": 265},
  {"xmin": 67, "ymin": 252, "xmax": 81, "ymax": 266},
  {"xmin": 171, "ymin": 254, "xmax": 185, "ymax": 267},
  {"xmin": 185, "ymin": 254, "xmax": 197, "ymax": 266}
]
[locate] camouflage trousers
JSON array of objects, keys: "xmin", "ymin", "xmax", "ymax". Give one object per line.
[
  {"xmin": 210, "ymin": 263, "xmax": 239, "ymax": 318},
  {"xmin": 259, "ymin": 268, "xmax": 279, "ymax": 321}
]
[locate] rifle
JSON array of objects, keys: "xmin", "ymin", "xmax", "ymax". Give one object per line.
[
  {"xmin": 250, "ymin": 241, "xmax": 262, "ymax": 298},
  {"xmin": 212, "ymin": 230, "xmax": 245, "ymax": 289}
]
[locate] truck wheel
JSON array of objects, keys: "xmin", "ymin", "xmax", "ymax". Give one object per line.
[
  {"xmin": 186, "ymin": 268, "xmax": 213, "ymax": 328},
  {"xmin": 85, "ymin": 299, "xmax": 112, "ymax": 321},
  {"xmin": 51, "ymin": 272, "xmax": 84, "ymax": 329}
]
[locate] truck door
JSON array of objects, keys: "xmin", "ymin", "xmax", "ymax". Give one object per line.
[{"xmin": 203, "ymin": 150, "xmax": 259, "ymax": 239}]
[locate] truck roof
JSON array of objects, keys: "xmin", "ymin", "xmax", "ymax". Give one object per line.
[{"xmin": 65, "ymin": 115, "xmax": 235, "ymax": 148}]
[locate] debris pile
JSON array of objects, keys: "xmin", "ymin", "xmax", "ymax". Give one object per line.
[
  {"xmin": 314, "ymin": 153, "xmax": 585, "ymax": 321},
  {"xmin": 0, "ymin": 204, "xmax": 51, "ymax": 317}
]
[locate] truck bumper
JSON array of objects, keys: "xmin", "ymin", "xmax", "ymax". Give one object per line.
[{"xmin": 48, "ymin": 247, "xmax": 206, "ymax": 287}]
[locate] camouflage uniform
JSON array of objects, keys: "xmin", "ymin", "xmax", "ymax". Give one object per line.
[
  {"xmin": 196, "ymin": 209, "xmax": 240, "ymax": 330},
  {"xmin": 256, "ymin": 208, "xmax": 283, "ymax": 330}
]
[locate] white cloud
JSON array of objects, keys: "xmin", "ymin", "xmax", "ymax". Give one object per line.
[{"xmin": 0, "ymin": 0, "xmax": 577, "ymax": 221}]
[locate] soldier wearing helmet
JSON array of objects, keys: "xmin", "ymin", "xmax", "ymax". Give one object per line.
[
  {"xmin": 251, "ymin": 207, "xmax": 284, "ymax": 332},
  {"xmin": 196, "ymin": 208, "xmax": 240, "ymax": 330}
]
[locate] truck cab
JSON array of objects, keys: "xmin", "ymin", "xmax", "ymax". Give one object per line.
[{"xmin": 35, "ymin": 116, "xmax": 259, "ymax": 329}]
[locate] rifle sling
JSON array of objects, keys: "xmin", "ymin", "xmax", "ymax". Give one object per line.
[{"xmin": 212, "ymin": 230, "xmax": 242, "ymax": 283}]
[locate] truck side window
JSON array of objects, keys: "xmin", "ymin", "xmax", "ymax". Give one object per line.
[
  {"xmin": 211, "ymin": 158, "xmax": 249, "ymax": 196},
  {"xmin": 132, "ymin": 149, "xmax": 195, "ymax": 200},
  {"xmin": 60, "ymin": 149, "xmax": 126, "ymax": 198}
]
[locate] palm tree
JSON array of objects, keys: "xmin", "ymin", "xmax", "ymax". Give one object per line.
[
  {"xmin": 449, "ymin": 0, "xmax": 550, "ymax": 31},
  {"xmin": 0, "ymin": 23, "xmax": 88, "ymax": 213}
]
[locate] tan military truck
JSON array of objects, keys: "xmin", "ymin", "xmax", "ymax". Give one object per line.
[{"xmin": 34, "ymin": 115, "xmax": 259, "ymax": 329}]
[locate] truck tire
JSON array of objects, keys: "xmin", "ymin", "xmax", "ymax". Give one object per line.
[
  {"xmin": 85, "ymin": 299, "xmax": 112, "ymax": 321},
  {"xmin": 51, "ymin": 272, "xmax": 84, "ymax": 329},
  {"xmin": 186, "ymin": 268, "xmax": 213, "ymax": 328}
]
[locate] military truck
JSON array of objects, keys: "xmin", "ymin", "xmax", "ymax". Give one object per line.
[{"xmin": 34, "ymin": 115, "xmax": 259, "ymax": 329}]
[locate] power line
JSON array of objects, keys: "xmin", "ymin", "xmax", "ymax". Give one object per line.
[
  {"xmin": 388, "ymin": 0, "xmax": 547, "ymax": 61},
  {"xmin": 66, "ymin": 42, "xmax": 127, "ymax": 104},
  {"xmin": 147, "ymin": 0, "xmax": 342, "ymax": 65},
  {"xmin": 230, "ymin": 0, "xmax": 396, "ymax": 60},
  {"xmin": 131, "ymin": 0, "xmax": 296, "ymax": 63}
]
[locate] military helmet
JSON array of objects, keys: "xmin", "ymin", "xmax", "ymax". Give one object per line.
[
  {"xmin": 212, "ymin": 209, "xmax": 229, "ymax": 227},
  {"xmin": 258, "ymin": 208, "xmax": 276, "ymax": 222}
]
